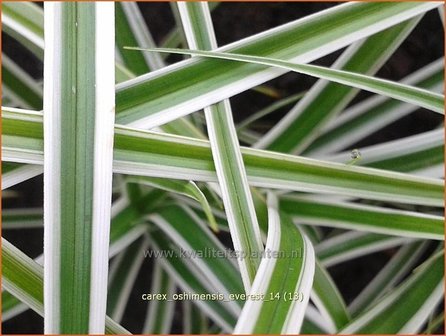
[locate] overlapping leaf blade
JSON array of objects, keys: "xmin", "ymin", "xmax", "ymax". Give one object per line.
[
  {"xmin": 134, "ymin": 47, "xmax": 444, "ymax": 115},
  {"xmin": 142, "ymin": 260, "xmax": 176, "ymax": 334},
  {"xmin": 255, "ymin": 17, "xmax": 421, "ymax": 153},
  {"xmin": 1, "ymin": 238, "xmax": 130, "ymax": 334},
  {"xmin": 2, "ymin": 2, "xmax": 444, "ymax": 333},
  {"xmin": 177, "ymin": 1, "xmax": 263, "ymax": 290},
  {"xmin": 116, "ymin": 2, "xmax": 440, "ymax": 128},
  {"xmin": 234, "ymin": 193, "xmax": 315, "ymax": 334},
  {"xmin": 340, "ymin": 251, "xmax": 444, "ymax": 333},
  {"xmin": 306, "ymin": 59, "xmax": 444, "ymax": 156},
  {"xmin": 3, "ymin": 108, "xmax": 444, "ymax": 207},
  {"xmin": 282, "ymin": 196, "xmax": 444, "ymax": 240}
]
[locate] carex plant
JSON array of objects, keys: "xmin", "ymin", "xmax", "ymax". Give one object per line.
[{"xmin": 1, "ymin": 1, "xmax": 444, "ymax": 334}]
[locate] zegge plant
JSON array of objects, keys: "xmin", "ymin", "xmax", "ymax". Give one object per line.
[{"xmin": 1, "ymin": 1, "xmax": 444, "ymax": 334}]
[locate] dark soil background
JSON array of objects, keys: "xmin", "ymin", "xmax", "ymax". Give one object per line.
[{"xmin": 2, "ymin": 2, "xmax": 444, "ymax": 334}]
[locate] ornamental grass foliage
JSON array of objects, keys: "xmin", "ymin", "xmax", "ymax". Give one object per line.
[{"xmin": 1, "ymin": 1, "xmax": 444, "ymax": 334}]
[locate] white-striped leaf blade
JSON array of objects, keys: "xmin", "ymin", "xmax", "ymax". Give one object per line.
[
  {"xmin": 255, "ymin": 17, "xmax": 421, "ymax": 153},
  {"xmin": 3, "ymin": 108, "xmax": 444, "ymax": 207},
  {"xmin": 1, "ymin": 238, "xmax": 130, "ymax": 334},
  {"xmin": 177, "ymin": 1, "xmax": 263, "ymax": 291},
  {"xmin": 43, "ymin": 3, "xmax": 115, "ymax": 333},
  {"xmin": 339, "ymin": 251, "xmax": 444, "ymax": 333},
  {"xmin": 133, "ymin": 47, "xmax": 444, "ymax": 115},
  {"xmin": 142, "ymin": 260, "xmax": 176, "ymax": 334},
  {"xmin": 116, "ymin": 2, "xmax": 440, "ymax": 128},
  {"xmin": 234, "ymin": 193, "xmax": 315, "ymax": 334}
]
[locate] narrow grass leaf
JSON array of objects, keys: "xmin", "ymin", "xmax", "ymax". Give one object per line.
[
  {"xmin": 116, "ymin": 2, "xmax": 439, "ymax": 128},
  {"xmin": 128, "ymin": 176, "xmax": 218, "ymax": 232},
  {"xmin": 142, "ymin": 260, "xmax": 176, "ymax": 334},
  {"xmin": 281, "ymin": 196, "xmax": 444, "ymax": 240},
  {"xmin": 1, "ymin": 192, "xmax": 156, "ymax": 322},
  {"xmin": 6, "ymin": 1, "xmax": 439, "ymax": 122},
  {"xmin": 112, "ymin": 7, "xmax": 208, "ymax": 143},
  {"xmin": 1, "ymin": 2, "xmax": 161, "ymax": 97},
  {"xmin": 2, "ymin": 55, "xmax": 42, "ymax": 109},
  {"xmin": 1, "ymin": 1, "xmax": 44, "ymax": 60},
  {"xmin": 2, "ymin": 292, "xmax": 27, "ymax": 322},
  {"xmin": 2, "ymin": 163, "xmax": 42, "ymax": 190},
  {"xmin": 1, "ymin": 193, "xmax": 155, "ymax": 326},
  {"xmin": 325, "ymin": 129, "xmax": 444, "ymax": 176},
  {"xmin": 234, "ymin": 193, "xmax": 315, "ymax": 334},
  {"xmin": 301, "ymin": 308, "xmax": 332, "ymax": 334},
  {"xmin": 315, "ymin": 231, "xmax": 414, "ymax": 267},
  {"xmin": 177, "ymin": 1, "xmax": 263, "ymax": 290},
  {"xmin": 2, "ymin": 239, "xmax": 42, "ymax": 315},
  {"xmin": 311, "ymin": 260, "xmax": 350, "ymax": 331},
  {"xmin": 147, "ymin": 230, "xmax": 238, "ymax": 331},
  {"xmin": 115, "ymin": 3, "xmax": 150, "ymax": 75},
  {"xmin": 255, "ymin": 17, "xmax": 421, "ymax": 153},
  {"xmin": 3, "ymin": 108, "xmax": 444, "ymax": 206},
  {"xmin": 43, "ymin": 3, "xmax": 115, "ymax": 333},
  {"xmin": 349, "ymin": 241, "xmax": 428, "ymax": 316},
  {"xmin": 1, "ymin": 238, "xmax": 130, "ymax": 334},
  {"xmin": 307, "ymin": 59, "xmax": 444, "ymax": 155},
  {"xmin": 115, "ymin": 2, "xmax": 163, "ymax": 75},
  {"xmin": 148, "ymin": 204, "xmax": 244, "ymax": 307},
  {"xmin": 108, "ymin": 189, "xmax": 166, "ymax": 257},
  {"xmin": 107, "ymin": 237, "xmax": 149, "ymax": 323},
  {"xmin": 236, "ymin": 92, "xmax": 305, "ymax": 132},
  {"xmin": 160, "ymin": 1, "xmax": 220, "ymax": 53},
  {"xmin": 134, "ymin": 47, "xmax": 444, "ymax": 115},
  {"xmin": 339, "ymin": 252, "xmax": 444, "ymax": 333}
]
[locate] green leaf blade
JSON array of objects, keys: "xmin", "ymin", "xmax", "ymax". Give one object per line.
[
  {"xmin": 134, "ymin": 47, "xmax": 444, "ymax": 115},
  {"xmin": 234, "ymin": 193, "xmax": 315, "ymax": 334},
  {"xmin": 116, "ymin": 2, "xmax": 440, "ymax": 128},
  {"xmin": 43, "ymin": 3, "xmax": 115, "ymax": 333},
  {"xmin": 3, "ymin": 108, "xmax": 444, "ymax": 207},
  {"xmin": 340, "ymin": 252, "xmax": 444, "ymax": 333},
  {"xmin": 257, "ymin": 17, "xmax": 422, "ymax": 153},
  {"xmin": 177, "ymin": 2, "xmax": 263, "ymax": 290}
]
